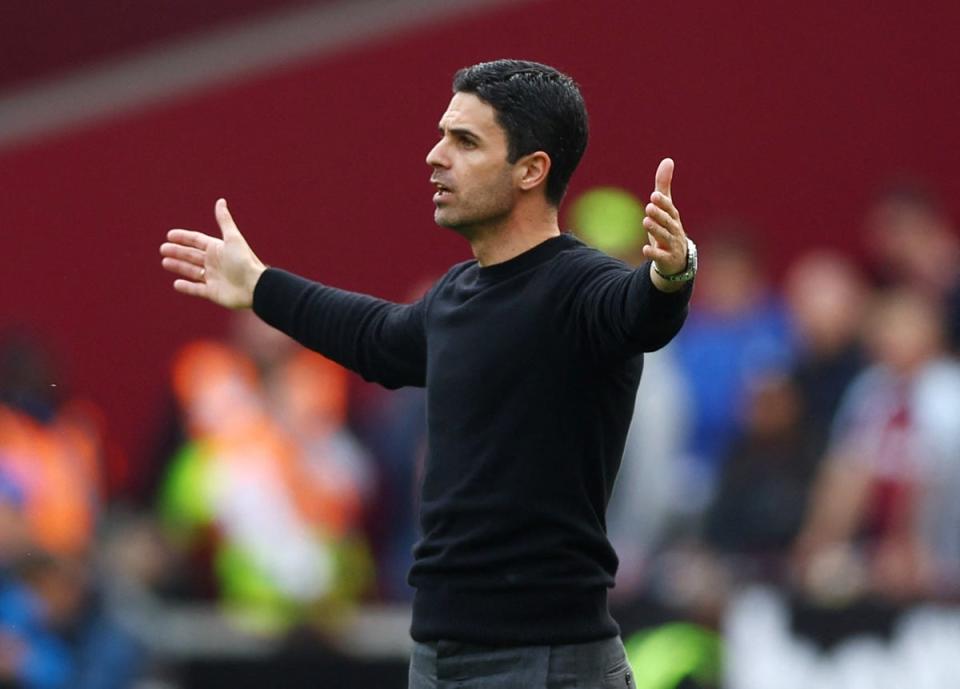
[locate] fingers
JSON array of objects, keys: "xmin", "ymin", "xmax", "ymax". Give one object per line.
[
  {"xmin": 654, "ymin": 157, "xmax": 674, "ymax": 198},
  {"xmin": 167, "ymin": 228, "xmax": 214, "ymax": 250},
  {"xmin": 161, "ymin": 257, "xmax": 206, "ymax": 282},
  {"xmin": 649, "ymin": 191, "xmax": 679, "ymax": 221},
  {"xmin": 215, "ymin": 198, "xmax": 241, "ymax": 240},
  {"xmin": 644, "ymin": 200, "xmax": 679, "ymax": 231},
  {"xmin": 643, "ymin": 201, "xmax": 683, "ymax": 248},
  {"xmin": 642, "ymin": 215, "xmax": 674, "ymax": 246},
  {"xmin": 173, "ymin": 278, "xmax": 210, "ymax": 298},
  {"xmin": 161, "ymin": 232, "xmax": 211, "ymax": 293},
  {"xmin": 642, "ymin": 173, "xmax": 688, "ymax": 276},
  {"xmin": 159, "ymin": 242, "xmax": 204, "ymax": 266},
  {"xmin": 642, "ymin": 243, "xmax": 672, "ymax": 263},
  {"xmin": 642, "ymin": 218, "xmax": 682, "ymax": 273}
]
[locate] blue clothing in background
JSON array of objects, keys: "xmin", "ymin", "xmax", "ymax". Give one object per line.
[
  {"xmin": 0, "ymin": 581, "xmax": 73, "ymax": 689},
  {"xmin": 0, "ymin": 579, "xmax": 143, "ymax": 689},
  {"xmin": 673, "ymin": 299, "xmax": 794, "ymax": 481}
]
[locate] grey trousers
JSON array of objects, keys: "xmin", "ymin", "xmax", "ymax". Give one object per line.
[{"xmin": 408, "ymin": 636, "xmax": 633, "ymax": 689}]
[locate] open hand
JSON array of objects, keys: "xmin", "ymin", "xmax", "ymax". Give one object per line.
[
  {"xmin": 642, "ymin": 158, "xmax": 690, "ymax": 290},
  {"xmin": 160, "ymin": 199, "xmax": 266, "ymax": 309}
]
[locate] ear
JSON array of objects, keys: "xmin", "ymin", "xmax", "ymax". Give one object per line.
[{"xmin": 514, "ymin": 151, "xmax": 552, "ymax": 194}]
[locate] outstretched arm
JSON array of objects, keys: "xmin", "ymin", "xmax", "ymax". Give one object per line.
[
  {"xmin": 160, "ymin": 198, "xmax": 266, "ymax": 309},
  {"xmin": 252, "ymin": 269, "xmax": 428, "ymax": 388},
  {"xmin": 160, "ymin": 200, "xmax": 428, "ymax": 388}
]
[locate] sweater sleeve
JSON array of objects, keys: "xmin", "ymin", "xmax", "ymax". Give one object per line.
[
  {"xmin": 252, "ymin": 268, "xmax": 427, "ymax": 389},
  {"xmin": 564, "ymin": 254, "xmax": 693, "ymax": 361}
]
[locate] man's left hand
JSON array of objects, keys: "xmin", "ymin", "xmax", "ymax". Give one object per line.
[{"xmin": 642, "ymin": 158, "xmax": 690, "ymax": 292}]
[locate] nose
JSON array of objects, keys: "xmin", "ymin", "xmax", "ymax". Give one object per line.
[{"xmin": 425, "ymin": 139, "xmax": 449, "ymax": 169}]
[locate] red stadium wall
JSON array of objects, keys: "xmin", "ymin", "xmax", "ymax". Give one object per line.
[{"xmin": 2, "ymin": 0, "xmax": 958, "ymax": 474}]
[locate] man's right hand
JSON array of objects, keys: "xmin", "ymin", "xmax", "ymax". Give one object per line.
[{"xmin": 160, "ymin": 198, "xmax": 266, "ymax": 309}]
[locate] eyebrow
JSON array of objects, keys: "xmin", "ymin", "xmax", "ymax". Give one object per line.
[{"xmin": 438, "ymin": 125, "xmax": 481, "ymax": 141}]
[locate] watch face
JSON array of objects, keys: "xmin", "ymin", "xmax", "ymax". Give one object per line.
[
  {"xmin": 673, "ymin": 239, "xmax": 697, "ymax": 281},
  {"xmin": 687, "ymin": 240, "xmax": 697, "ymax": 271}
]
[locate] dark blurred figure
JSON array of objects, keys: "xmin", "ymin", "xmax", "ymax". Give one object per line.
[
  {"xmin": 793, "ymin": 289, "xmax": 960, "ymax": 604},
  {"xmin": 784, "ymin": 251, "xmax": 868, "ymax": 459},
  {"xmin": 864, "ymin": 180, "xmax": 960, "ymax": 353},
  {"xmin": 705, "ymin": 373, "xmax": 818, "ymax": 573},
  {"xmin": 0, "ymin": 331, "xmax": 60, "ymax": 425},
  {"xmin": 355, "ymin": 386, "xmax": 426, "ymax": 602}
]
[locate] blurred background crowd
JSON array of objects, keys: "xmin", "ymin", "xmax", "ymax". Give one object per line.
[{"xmin": 2, "ymin": 1, "xmax": 958, "ymax": 687}]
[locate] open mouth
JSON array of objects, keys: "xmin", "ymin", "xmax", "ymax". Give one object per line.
[{"xmin": 432, "ymin": 180, "xmax": 453, "ymax": 200}]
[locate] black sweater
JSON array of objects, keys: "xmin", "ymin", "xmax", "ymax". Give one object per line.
[{"xmin": 252, "ymin": 233, "xmax": 692, "ymax": 645}]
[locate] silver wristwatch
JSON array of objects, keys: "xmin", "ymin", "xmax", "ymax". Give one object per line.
[{"xmin": 653, "ymin": 237, "xmax": 697, "ymax": 283}]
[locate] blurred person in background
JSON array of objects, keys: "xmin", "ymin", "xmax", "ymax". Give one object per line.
[
  {"xmin": 646, "ymin": 255, "xmax": 870, "ymax": 675},
  {"xmin": 784, "ymin": 251, "xmax": 868, "ymax": 462},
  {"xmin": 0, "ymin": 333, "xmax": 143, "ymax": 688},
  {"xmin": 140, "ymin": 306, "xmax": 313, "ymax": 504},
  {"xmin": 701, "ymin": 251, "xmax": 870, "ymax": 583},
  {"xmin": 0, "ymin": 555, "xmax": 74, "ymax": 689},
  {"xmin": 354, "ymin": 382, "xmax": 426, "ymax": 602},
  {"xmin": 0, "ymin": 331, "xmax": 106, "ymax": 558},
  {"xmin": 156, "ymin": 317, "xmax": 375, "ymax": 635},
  {"xmin": 793, "ymin": 289, "xmax": 960, "ymax": 604},
  {"xmin": 0, "ymin": 554, "xmax": 143, "ymax": 689},
  {"xmin": 160, "ymin": 59, "xmax": 695, "ymax": 688},
  {"xmin": 704, "ymin": 372, "xmax": 817, "ymax": 579},
  {"xmin": 864, "ymin": 181, "xmax": 960, "ymax": 354},
  {"xmin": 671, "ymin": 227, "xmax": 792, "ymax": 516}
]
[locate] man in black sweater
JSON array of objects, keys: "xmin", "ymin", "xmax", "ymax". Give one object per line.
[{"xmin": 161, "ymin": 60, "xmax": 695, "ymax": 688}]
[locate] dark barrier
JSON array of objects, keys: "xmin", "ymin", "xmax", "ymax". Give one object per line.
[{"xmin": 180, "ymin": 655, "xmax": 408, "ymax": 689}]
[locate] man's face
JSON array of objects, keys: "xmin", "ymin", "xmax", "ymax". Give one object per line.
[{"xmin": 426, "ymin": 92, "xmax": 517, "ymax": 233}]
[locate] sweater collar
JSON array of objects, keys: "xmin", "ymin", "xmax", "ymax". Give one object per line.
[{"xmin": 474, "ymin": 233, "xmax": 578, "ymax": 285}]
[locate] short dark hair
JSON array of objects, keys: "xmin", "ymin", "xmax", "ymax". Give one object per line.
[
  {"xmin": 873, "ymin": 177, "xmax": 944, "ymax": 217},
  {"xmin": 452, "ymin": 59, "xmax": 589, "ymax": 206}
]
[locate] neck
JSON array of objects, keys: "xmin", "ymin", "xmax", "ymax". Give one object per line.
[{"xmin": 468, "ymin": 204, "xmax": 561, "ymax": 267}]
